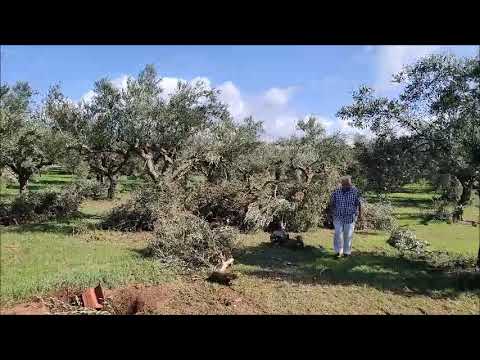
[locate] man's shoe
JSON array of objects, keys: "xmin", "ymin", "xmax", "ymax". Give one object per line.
[
  {"xmin": 344, "ymin": 253, "xmax": 351, "ymax": 257},
  {"xmin": 335, "ymin": 253, "xmax": 343, "ymax": 259}
]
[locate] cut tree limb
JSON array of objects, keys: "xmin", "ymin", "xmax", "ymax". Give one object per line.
[
  {"xmin": 218, "ymin": 257, "xmax": 234, "ymax": 272},
  {"xmin": 207, "ymin": 257, "xmax": 237, "ymax": 286}
]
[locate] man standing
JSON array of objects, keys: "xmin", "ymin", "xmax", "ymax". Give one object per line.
[{"xmin": 328, "ymin": 176, "xmax": 362, "ymax": 258}]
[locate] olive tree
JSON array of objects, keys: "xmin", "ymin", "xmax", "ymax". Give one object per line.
[
  {"xmin": 119, "ymin": 64, "xmax": 230, "ymax": 184},
  {"xmin": 338, "ymin": 54, "xmax": 479, "ymax": 213},
  {"xmin": 0, "ymin": 82, "xmax": 64, "ymax": 193},
  {"xmin": 338, "ymin": 53, "xmax": 480, "ymax": 267},
  {"xmin": 46, "ymin": 80, "xmax": 131, "ymax": 199}
]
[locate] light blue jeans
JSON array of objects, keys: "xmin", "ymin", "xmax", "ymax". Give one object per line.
[{"xmin": 333, "ymin": 218, "xmax": 356, "ymax": 255}]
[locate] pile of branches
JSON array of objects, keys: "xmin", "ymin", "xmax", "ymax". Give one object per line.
[
  {"xmin": 388, "ymin": 229, "xmax": 477, "ymax": 272},
  {"xmin": 146, "ymin": 207, "xmax": 239, "ymax": 270},
  {"xmin": 387, "ymin": 229, "xmax": 429, "ymax": 255},
  {"xmin": 186, "ymin": 180, "xmax": 255, "ymax": 228}
]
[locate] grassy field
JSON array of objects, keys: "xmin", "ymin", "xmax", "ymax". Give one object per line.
[{"xmin": 1, "ymin": 172, "xmax": 479, "ymax": 314}]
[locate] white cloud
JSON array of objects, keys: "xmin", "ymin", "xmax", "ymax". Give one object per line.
[
  {"xmin": 80, "ymin": 90, "xmax": 95, "ymax": 104},
  {"xmin": 366, "ymin": 45, "xmax": 477, "ymax": 93},
  {"xmin": 217, "ymin": 81, "xmax": 246, "ymax": 118},
  {"xmin": 159, "ymin": 77, "xmax": 183, "ymax": 99},
  {"xmin": 370, "ymin": 45, "xmax": 448, "ymax": 92},
  {"xmin": 80, "ymin": 74, "xmax": 130, "ymax": 103},
  {"xmin": 111, "ymin": 74, "xmax": 130, "ymax": 90},
  {"xmin": 159, "ymin": 76, "xmax": 213, "ymax": 101},
  {"xmin": 263, "ymin": 86, "xmax": 296, "ymax": 107},
  {"xmin": 312, "ymin": 115, "xmax": 334, "ymax": 130}
]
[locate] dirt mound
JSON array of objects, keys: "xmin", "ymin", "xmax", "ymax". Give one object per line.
[
  {"xmin": 105, "ymin": 281, "xmax": 263, "ymax": 315},
  {"xmin": 1, "ymin": 279, "xmax": 264, "ymax": 315},
  {"xmin": 1, "ymin": 300, "xmax": 50, "ymax": 315}
]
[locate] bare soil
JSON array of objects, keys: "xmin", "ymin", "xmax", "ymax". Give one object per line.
[{"xmin": 0, "ymin": 279, "xmax": 264, "ymax": 315}]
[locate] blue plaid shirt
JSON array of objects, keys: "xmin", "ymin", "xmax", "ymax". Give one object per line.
[{"xmin": 330, "ymin": 186, "xmax": 362, "ymax": 224}]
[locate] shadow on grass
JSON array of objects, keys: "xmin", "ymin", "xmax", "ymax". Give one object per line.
[
  {"xmin": 1, "ymin": 222, "xmax": 78, "ymax": 235},
  {"xmin": 394, "ymin": 212, "xmax": 434, "ymax": 226},
  {"xmin": 0, "ymin": 193, "xmax": 15, "ymax": 200},
  {"xmin": 398, "ymin": 187, "xmax": 434, "ymax": 194},
  {"xmin": 34, "ymin": 179, "xmax": 71, "ymax": 186},
  {"xmin": 7, "ymin": 184, "xmax": 45, "ymax": 192},
  {"xmin": 131, "ymin": 248, "xmax": 153, "ymax": 258},
  {"xmin": 355, "ymin": 230, "xmax": 382, "ymax": 236},
  {"xmin": 236, "ymin": 243, "xmax": 480, "ymax": 299},
  {"xmin": 0, "ymin": 212, "xmax": 101, "ymax": 234},
  {"xmin": 389, "ymin": 197, "xmax": 433, "ymax": 208}
]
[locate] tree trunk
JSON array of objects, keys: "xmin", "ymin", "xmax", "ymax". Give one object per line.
[
  {"xmin": 477, "ymin": 242, "xmax": 480, "ymax": 269},
  {"xmin": 96, "ymin": 174, "xmax": 105, "ymax": 185},
  {"xmin": 138, "ymin": 148, "xmax": 160, "ymax": 182},
  {"xmin": 18, "ymin": 176, "xmax": 29, "ymax": 194},
  {"xmin": 459, "ymin": 181, "xmax": 473, "ymax": 206},
  {"xmin": 107, "ymin": 175, "xmax": 118, "ymax": 200},
  {"xmin": 456, "ymin": 178, "xmax": 473, "ymax": 220},
  {"xmin": 457, "ymin": 176, "xmax": 474, "ymax": 205}
]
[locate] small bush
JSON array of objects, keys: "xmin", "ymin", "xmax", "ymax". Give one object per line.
[
  {"xmin": 387, "ymin": 229, "xmax": 429, "ymax": 254},
  {"xmin": 356, "ymin": 201, "xmax": 397, "ymax": 231},
  {"xmin": 1, "ymin": 188, "xmax": 82, "ymax": 225},
  {"xmin": 427, "ymin": 251, "xmax": 477, "ymax": 270},
  {"xmin": 0, "ymin": 168, "xmax": 16, "ymax": 194},
  {"xmin": 70, "ymin": 178, "xmax": 108, "ymax": 200},
  {"xmin": 425, "ymin": 197, "xmax": 454, "ymax": 221},
  {"xmin": 147, "ymin": 209, "xmax": 239, "ymax": 270},
  {"xmin": 0, "ymin": 201, "xmax": 10, "ymax": 225}
]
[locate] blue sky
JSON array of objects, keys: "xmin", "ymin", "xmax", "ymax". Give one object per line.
[{"xmin": 1, "ymin": 45, "xmax": 477, "ymax": 140}]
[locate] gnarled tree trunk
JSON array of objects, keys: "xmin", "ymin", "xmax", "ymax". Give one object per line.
[
  {"xmin": 107, "ymin": 175, "xmax": 118, "ymax": 199},
  {"xmin": 17, "ymin": 170, "xmax": 33, "ymax": 194},
  {"xmin": 456, "ymin": 176, "xmax": 474, "ymax": 220},
  {"xmin": 18, "ymin": 176, "xmax": 28, "ymax": 194}
]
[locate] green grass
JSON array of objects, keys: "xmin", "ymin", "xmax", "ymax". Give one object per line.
[
  {"xmin": 1, "ymin": 171, "xmax": 142, "ymax": 202},
  {"xmin": 382, "ymin": 183, "xmax": 479, "ymax": 255},
  {"xmin": 1, "ymin": 172, "xmax": 479, "ymax": 313},
  {"xmin": 0, "ymin": 191, "xmax": 168, "ymax": 306},
  {"xmin": 0, "ymin": 229, "xmax": 171, "ymax": 305}
]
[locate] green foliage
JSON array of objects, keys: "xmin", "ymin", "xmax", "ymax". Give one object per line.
[
  {"xmin": 187, "ymin": 180, "xmax": 253, "ymax": 228},
  {"xmin": 70, "ymin": 178, "xmax": 108, "ymax": 200},
  {"xmin": 431, "ymin": 174, "xmax": 463, "ymax": 203},
  {"xmin": 0, "ymin": 168, "xmax": 16, "ymax": 194},
  {"xmin": 1, "ymin": 82, "xmax": 66, "ymax": 192},
  {"xmin": 60, "ymin": 150, "xmax": 90, "ymax": 177},
  {"xmin": 244, "ymin": 197, "xmax": 295, "ymax": 232},
  {"xmin": 357, "ymin": 201, "xmax": 397, "ymax": 231},
  {"xmin": 101, "ymin": 182, "xmax": 177, "ymax": 231},
  {"xmin": 351, "ymin": 136, "xmax": 423, "ymax": 193},
  {"xmin": 0, "ymin": 187, "xmax": 82, "ymax": 225},
  {"xmin": 338, "ymin": 54, "xmax": 480, "ymax": 208}
]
